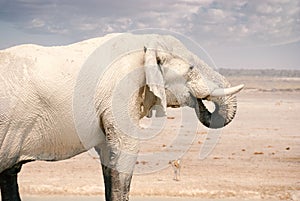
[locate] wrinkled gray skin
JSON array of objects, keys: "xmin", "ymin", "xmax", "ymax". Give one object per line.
[{"xmin": 0, "ymin": 34, "xmax": 243, "ymax": 201}]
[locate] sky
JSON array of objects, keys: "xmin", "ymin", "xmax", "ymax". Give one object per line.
[{"xmin": 0, "ymin": 0, "xmax": 299, "ymax": 69}]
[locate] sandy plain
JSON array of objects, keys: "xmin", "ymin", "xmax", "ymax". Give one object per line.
[{"xmin": 17, "ymin": 71, "xmax": 300, "ymax": 201}]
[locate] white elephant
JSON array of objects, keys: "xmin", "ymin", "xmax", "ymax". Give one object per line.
[{"xmin": 0, "ymin": 33, "xmax": 243, "ymax": 201}]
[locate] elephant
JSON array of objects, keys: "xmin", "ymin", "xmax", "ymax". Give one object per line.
[{"xmin": 0, "ymin": 33, "xmax": 244, "ymax": 201}]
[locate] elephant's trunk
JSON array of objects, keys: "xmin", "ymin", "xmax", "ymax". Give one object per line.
[{"xmin": 194, "ymin": 95, "xmax": 237, "ymax": 129}]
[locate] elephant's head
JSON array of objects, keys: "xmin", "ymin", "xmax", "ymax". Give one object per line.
[{"xmin": 142, "ymin": 35, "xmax": 244, "ymax": 129}]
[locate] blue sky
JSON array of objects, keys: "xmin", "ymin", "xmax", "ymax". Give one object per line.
[{"xmin": 0, "ymin": 0, "xmax": 299, "ymax": 69}]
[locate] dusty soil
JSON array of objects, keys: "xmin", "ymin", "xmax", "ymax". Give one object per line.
[{"xmin": 18, "ymin": 75, "xmax": 300, "ymax": 200}]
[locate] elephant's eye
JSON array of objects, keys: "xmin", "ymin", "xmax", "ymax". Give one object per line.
[
  {"xmin": 156, "ymin": 57, "xmax": 162, "ymax": 65},
  {"xmin": 189, "ymin": 65, "xmax": 194, "ymax": 70}
]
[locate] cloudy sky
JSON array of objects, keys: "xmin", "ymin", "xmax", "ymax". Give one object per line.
[{"xmin": 0, "ymin": 0, "xmax": 299, "ymax": 69}]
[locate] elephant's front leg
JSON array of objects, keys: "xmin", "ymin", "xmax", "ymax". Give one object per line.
[
  {"xmin": 101, "ymin": 161, "xmax": 134, "ymax": 201},
  {"xmin": 95, "ymin": 125, "xmax": 138, "ymax": 201}
]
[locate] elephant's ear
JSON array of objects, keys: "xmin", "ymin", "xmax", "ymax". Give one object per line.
[{"xmin": 144, "ymin": 47, "xmax": 167, "ymax": 117}]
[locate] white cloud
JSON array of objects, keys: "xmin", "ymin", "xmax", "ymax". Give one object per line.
[
  {"xmin": 0, "ymin": 0, "xmax": 299, "ymax": 47},
  {"xmin": 189, "ymin": 0, "xmax": 300, "ymax": 46},
  {"xmin": 30, "ymin": 18, "xmax": 45, "ymax": 28}
]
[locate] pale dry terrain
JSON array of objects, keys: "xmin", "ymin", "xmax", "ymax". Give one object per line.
[{"xmin": 18, "ymin": 72, "xmax": 300, "ymax": 200}]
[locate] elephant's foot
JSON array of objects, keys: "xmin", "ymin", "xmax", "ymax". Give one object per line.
[
  {"xmin": 0, "ymin": 163, "xmax": 24, "ymax": 201},
  {"xmin": 102, "ymin": 164, "xmax": 133, "ymax": 201}
]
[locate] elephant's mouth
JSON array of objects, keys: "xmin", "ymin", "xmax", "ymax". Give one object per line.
[
  {"xmin": 193, "ymin": 95, "xmax": 237, "ymax": 129},
  {"xmin": 169, "ymin": 105, "xmax": 181, "ymax": 108}
]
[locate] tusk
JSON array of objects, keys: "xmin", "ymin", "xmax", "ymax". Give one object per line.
[{"xmin": 211, "ymin": 84, "xmax": 244, "ymax": 97}]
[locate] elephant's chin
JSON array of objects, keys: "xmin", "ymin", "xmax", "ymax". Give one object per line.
[{"xmin": 194, "ymin": 95, "xmax": 237, "ymax": 129}]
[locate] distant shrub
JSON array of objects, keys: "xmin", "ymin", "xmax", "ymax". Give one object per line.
[{"xmin": 218, "ymin": 68, "xmax": 300, "ymax": 77}]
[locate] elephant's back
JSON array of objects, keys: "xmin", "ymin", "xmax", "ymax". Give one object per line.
[{"xmin": 0, "ymin": 33, "xmax": 121, "ymax": 81}]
